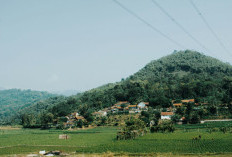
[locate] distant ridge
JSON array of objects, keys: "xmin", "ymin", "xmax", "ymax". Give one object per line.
[
  {"xmin": 0, "ymin": 89, "xmax": 56, "ymax": 124},
  {"xmin": 51, "ymin": 90, "xmax": 80, "ymax": 96}
]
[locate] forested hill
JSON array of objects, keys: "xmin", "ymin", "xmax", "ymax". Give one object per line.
[
  {"xmin": 132, "ymin": 50, "xmax": 232, "ymax": 81},
  {"xmin": 0, "ymin": 89, "xmax": 56, "ymax": 124},
  {"xmin": 15, "ymin": 50, "xmax": 232, "ymax": 126}
]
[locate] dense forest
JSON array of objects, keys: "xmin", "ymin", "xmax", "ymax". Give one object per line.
[
  {"xmin": 3, "ymin": 50, "xmax": 232, "ymax": 126},
  {"xmin": 0, "ymin": 89, "xmax": 56, "ymax": 124}
]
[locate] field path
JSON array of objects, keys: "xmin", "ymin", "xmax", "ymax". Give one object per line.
[{"xmin": 0, "ymin": 144, "xmax": 86, "ymax": 149}]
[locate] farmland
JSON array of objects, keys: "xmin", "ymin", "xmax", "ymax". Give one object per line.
[{"xmin": 0, "ymin": 122, "xmax": 232, "ymax": 156}]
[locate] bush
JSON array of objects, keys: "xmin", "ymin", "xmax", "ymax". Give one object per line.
[
  {"xmin": 117, "ymin": 118, "xmax": 146, "ymax": 140},
  {"xmin": 150, "ymin": 126, "xmax": 156, "ymax": 133},
  {"xmin": 150, "ymin": 120, "xmax": 175, "ymax": 133}
]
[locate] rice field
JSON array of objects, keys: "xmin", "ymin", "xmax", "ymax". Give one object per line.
[
  {"xmin": 76, "ymin": 131, "xmax": 232, "ymax": 154},
  {"xmin": 0, "ymin": 123, "xmax": 232, "ymax": 156}
]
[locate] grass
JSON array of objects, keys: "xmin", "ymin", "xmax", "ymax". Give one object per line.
[
  {"xmin": 175, "ymin": 121, "xmax": 232, "ymax": 130},
  {"xmin": 76, "ymin": 131, "xmax": 232, "ymax": 154},
  {"xmin": 0, "ymin": 127, "xmax": 117, "ymax": 155},
  {"xmin": 0, "ymin": 123, "xmax": 232, "ymax": 156}
]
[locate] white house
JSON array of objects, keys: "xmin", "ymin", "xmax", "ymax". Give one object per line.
[
  {"xmin": 93, "ymin": 110, "xmax": 107, "ymax": 117},
  {"xmin": 138, "ymin": 102, "xmax": 149, "ymax": 109},
  {"xmin": 161, "ymin": 112, "xmax": 174, "ymax": 120}
]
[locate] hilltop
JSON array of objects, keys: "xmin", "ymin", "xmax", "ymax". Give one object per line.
[{"xmin": 132, "ymin": 50, "xmax": 232, "ymax": 81}]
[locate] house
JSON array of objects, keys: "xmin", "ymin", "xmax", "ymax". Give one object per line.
[
  {"xmin": 93, "ymin": 110, "xmax": 107, "ymax": 117},
  {"xmin": 64, "ymin": 119, "xmax": 75, "ymax": 128},
  {"xmin": 177, "ymin": 117, "xmax": 185, "ymax": 125},
  {"xmin": 173, "ymin": 99, "xmax": 195, "ymax": 107},
  {"xmin": 114, "ymin": 101, "xmax": 130, "ymax": 107},
  {"xmin": 138, "ymin": 102, "xmax": 149, "ymax": 109},
  {"xmin": 161, "ymin": 112, "xmax": 174, "ymax": 120},
  {"xmin": 111, "ymin": 108, "xmax": 119, "ymax": 113},
  {"xmin": 76, "ymin": 115, "xmax": 85, "ymax": 121},
  {"xmin": 128, "ymin": 105, "xmax": 137, "ymax": 110}
]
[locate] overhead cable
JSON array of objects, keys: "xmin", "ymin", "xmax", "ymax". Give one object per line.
[
  {"xmin": 151, "ymin": 0, "xmax": 211, "ymax": 53},
  {"xmin": 190, "ymin": 0, "xmax": 231, "ymax": 57},
  {"xmin": 112, "ymin": 0, "xmax": 185, "ymax": 49}
]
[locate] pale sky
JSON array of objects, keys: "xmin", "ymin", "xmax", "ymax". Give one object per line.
[{"xmin": 0, "ymin": 0, "xmax": 232, "ymax": 92}]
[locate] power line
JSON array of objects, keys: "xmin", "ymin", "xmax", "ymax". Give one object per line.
[
  {"xmin": 190, "ymin": 0, "xmax": 232, "ymax": 57},
  {"xmin": 112, "ymin": 0, "xmax": 185, "ymax": 49},
  {"xmin": 151, "ymin": 0, "xmax": 211, "ymax": 54}
]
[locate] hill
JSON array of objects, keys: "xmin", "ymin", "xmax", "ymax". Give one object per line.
[
  {"xmin": 14, "ymin": 50, "xmax": 232, "ymax": 126},
  {"xmin": 0, "ymin": 89, "xmax": 57, "ymax": 124},
  {"xmin": 132, "ymin": 50, "xmax": 232, "ymax": 81},
  {"xmin": 77, "ymin": 50, "xmax": 232, "ymax": 107}
]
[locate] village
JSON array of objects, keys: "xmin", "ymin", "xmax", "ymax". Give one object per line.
[{"xmin": 63, "ymin": 99, "xmax": 202, "ymax": 128}]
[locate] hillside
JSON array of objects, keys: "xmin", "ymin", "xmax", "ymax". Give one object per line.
[
  {"xmin": 14, "ymin": 50, "xmax": 232, "ymax": 126},
  {"xmin": 132, "ymin": 50, "xmax": 232, "ymax": 81},
  {"xmin": 78, "ymin": 50, "xmax": 232, "ymax": 107},
  {"xmin": 0, "ymin": 89, "xmax": 57, "ymax": 124}
]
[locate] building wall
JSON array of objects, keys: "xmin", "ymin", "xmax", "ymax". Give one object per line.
[{"xmin": 161, "ymin": 115, "xmax": 171, "ymax": 120}]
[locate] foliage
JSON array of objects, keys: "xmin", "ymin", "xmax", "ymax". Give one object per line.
[
  {"xmin": 1, "ymin": 124, "xmax": 232, "ymax": 155},
  {"xmin": 5, "ymin": 50, "xmax": 232, "ymax": 127},
  {"xmin": 117, "ymin": 117, "xmax": 146, "ymax": 140},
  {"xmin": 151, "ymin": 120, "xmax": 175, "ymax": 133},
  {"xmin": 0, "ymin": 89, "xmax": 56, "ymax": 125}
]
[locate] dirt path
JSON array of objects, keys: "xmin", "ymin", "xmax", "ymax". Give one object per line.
[{"xmin": 0, "ymin": 145, "xmax": 83, "ymax": 149}]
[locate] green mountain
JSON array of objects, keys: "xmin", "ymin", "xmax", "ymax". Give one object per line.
[
  {"xmin": 14, "ymin": 50, "xmax": 232, "ymax": 126},
  {"xmin": 78, "ymin": 50, "xmax": 232, "ymax": 107},
  {"xmin": 0, "ymin": 89, "xmax": 56, "ymax": 124}
]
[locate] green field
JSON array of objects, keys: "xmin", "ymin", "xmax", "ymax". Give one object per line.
[{"xmin": 0, "ymin": 122, "xmax": 232, "ymax": 156}]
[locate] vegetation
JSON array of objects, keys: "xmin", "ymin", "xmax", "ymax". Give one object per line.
[
  {"xmin": 3, "ymin": 50, "xmax": 232, "ymax": 128},
  {"xmin": 116, "ymin": 117, "xmax": 147, "ymax": 140},
  {"xmin": 1, "ymin": 122, "xmax": 232, "ymax": 155},
  {"xmin": 0, "ymin": 89, "xmax": 56, "ymax": 125}
]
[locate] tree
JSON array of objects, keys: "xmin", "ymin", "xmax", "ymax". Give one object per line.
[
  {"xmin": 117, "ymin": 117, "xmax": 146, "ymax": 140},
  {"xmin": 171, "ymin": 114, "xmax": 181, "ymax": 124},
  {"xmin": 75, "ymin": 120, "xmax": 83, "ymax": 128},
  {"xmin": 189, "ymin": 112, "xmax": 200, "ymax": 124},
  {"xmin": 40, "ymin": 112, "xmax": 54, "ymax": 129},
  {"xmin": 149, "ymin": 96, "xmax": 171, "ymax": 108},
  {"xmin": 21, "ymin": 114, "xmax": 36, "ymax": 128}
]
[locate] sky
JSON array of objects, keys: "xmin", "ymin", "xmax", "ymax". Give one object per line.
[{"xmin": 0, "ymin": 0, "xmax": 232, "ymax": 92}]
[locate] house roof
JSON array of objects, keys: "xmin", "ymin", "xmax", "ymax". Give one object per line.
[
  {"xmin": 76, "ymin": 116, "xmax": 84, "ymax": 120},
  {"xmin": 128, "ymin": 105, "xmax": 137, "ymax": 108},
  {"xmin": 114, "ymin": 101, "xmax": 130, "ymax": 107},
  {"xmin": 173, "ymin": 103, "xmax": 182, "ymax": 106},
  {"xmin": 119, "ymin": 101, "xmax": 128, "ymax": 103},
  {"xmin": 181, "ymin": 117, "xmax": 185, "ymax": 120},
  {"xmin": 161, "ymin": 112, "xmax": 174, "ymax": 116},
  {"xmin": 115, "ymin": 101, "xmax": 128, "ymax": 105},
  {"xmin": 92, "ymin": 112, "xmax": 101, "ymax": 115},
  {"xmin": 140, "ymin": 102, "xmax": 149, "ymax": 105},
  {"xmin": 181, "ymin": 99, "xmax": 195, "ymax": 103}
]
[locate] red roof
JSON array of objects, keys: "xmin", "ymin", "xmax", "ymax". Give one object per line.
[
  {"xmin": 181, "ymin": 99, "xmax": 195, "ymax": 103},
  {"xmin": 181, "ymin": 117, "xmax": 185, "ymax": 120},
  {"xmin": 161, "ymin": 112, "xmax": 174, "ymax": 116},
  {"xmin": 173, "ymin": 103, "xmax": 182, "ymax": 106},
  {"xmin": 128, "ymin": 105, "xmax": 137, "ymax": 108}
]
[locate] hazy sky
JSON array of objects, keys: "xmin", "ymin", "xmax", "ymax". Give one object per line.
[{"xmin": 1, "ymin": 0, "xmax": 232, "ymax": 92}]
